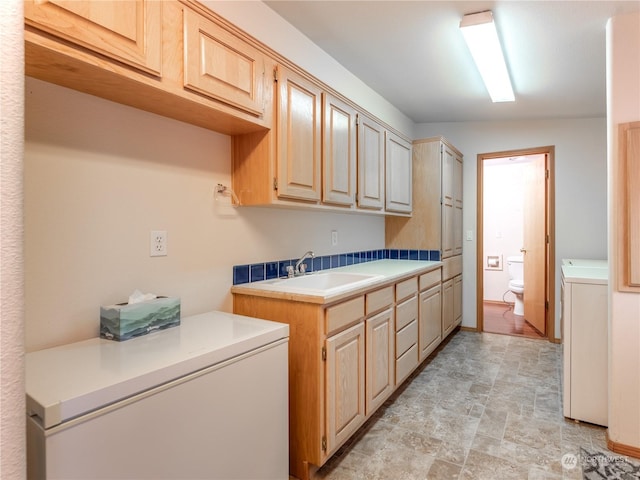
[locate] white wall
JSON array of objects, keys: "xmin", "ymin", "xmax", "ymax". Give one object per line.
[
  {"xmin": 24, "ymin": 78, "xmax": 387, "ymax": 352},
  {"xmin": 607, "ymin": 11, "xmax": 640, "ymax": 452},
  {"xmin": 0, "ymin": 1, "xmax": 25, "ymax": 478},
  {"xmin": 23, "ymin": 0, "xmax": 421, "ymax": 353},
  {"xmin": 415, "ymin": 118, "xmax": 608, "ymax": 339}
]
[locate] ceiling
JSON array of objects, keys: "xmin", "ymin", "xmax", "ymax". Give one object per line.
[{"xmin": 264, "ymin": 1, "xmax": 640, "ymax": 124}]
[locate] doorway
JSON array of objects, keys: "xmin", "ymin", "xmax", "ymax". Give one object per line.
[{"xmin": 476, "ymin": 146, "xmax": 555, "ymax": 341}]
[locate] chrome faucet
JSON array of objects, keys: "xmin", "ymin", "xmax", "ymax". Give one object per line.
[{"xmin": 290, "ymin": 250, "xmax": 315, "ymax": 277}]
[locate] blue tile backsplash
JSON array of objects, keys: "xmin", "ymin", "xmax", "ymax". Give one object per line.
[{"xmin": 232, "ymin": 249, "xmax": 441, "ymax": 285}]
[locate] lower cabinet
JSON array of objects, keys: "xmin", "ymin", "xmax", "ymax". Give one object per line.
[
  {"xmin": 326, "ymin": 322, "xmax": 366, "ymax": 453},
  {"xmin": 365, "ymin": 307, "xmax": 395, "ymax": 415},
  {"xmin": 442, "ymin": 255, "xmax": 463, "ymax": 337},
  {"xmin": 442, "ymin": 278, "xmax": 455, "ymax": 338},
  {"xmin": 419, "ymin": 284, "xmax": 442, "ymax": 361},
  {"xmin": 232, "ymin": 266, "xmax": 452, "ymax": 480},
  {"xmin": 454, "ymin": 274, "xmax": 463, "ymax": 326}
]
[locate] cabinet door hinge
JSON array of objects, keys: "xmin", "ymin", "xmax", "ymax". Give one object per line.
[
  {"xmin": 273, "ymin": 67, "xmax": 279, "ymax": 82},
  {"xmin": 321, "ymin": 436, "xmax": 327, "ymax": 452},
  {"xmin": 322, "ymin": 346, "xmax": 326, "ymax": 361},
  {"xmin": 546, "ymin": 234, "xmax": 550, "ymax": 244},
  {"xmin": 545, "ymin": 300, "xmax": 549, "ymax": 310},
  {"xmin": 356, "ymin": 114, "xmax": 360, "ymax": 126},
  {"xmin": 273, "ymin": 177, "xmax": 278, "ymax": 191}
]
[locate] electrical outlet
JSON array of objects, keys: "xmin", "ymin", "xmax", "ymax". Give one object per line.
[
  {"xmin": 331, "ymin": 230, "xmax": 338, "ymax": 246},
  {"xmin": 150, "ymin": 230, "xmax": 167, "ymax": 257}
]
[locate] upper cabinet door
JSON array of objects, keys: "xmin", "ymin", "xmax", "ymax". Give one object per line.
[
  {"xmin": 183, "ymin": 8, "xmax": 265, "ymax": 117},
  {"xmin": 357, "ymin": 114, "xmax": 385, "ymax": 210},
  {"xmin": 276, "ymin": 67, "xmax": 322, "ymax": 202},
  {"xmin": 453, "ymin": 152, "xmax": 463, "ymax": 256},
  {"xmin": 385, "ymin": 132, "xmax": 412, "ymax": 214},
  {"xmin": 441, "ymin": 144, "xmax": 455, "ymax": 258},
  {"xmin": 323, "ymin": 94, "xmax": 357, "ymax": 206},
  {"xmin": 24, "ymin": 0, "xmax": 162, "ymax": 76}
]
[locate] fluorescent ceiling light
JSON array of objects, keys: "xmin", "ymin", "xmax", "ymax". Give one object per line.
[{"xmin": 460, "ymin": 11, "xmax": 514, "ymax": 103}]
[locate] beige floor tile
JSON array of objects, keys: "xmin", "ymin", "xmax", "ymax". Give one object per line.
[{"xmin": 306, "ymin": 331, "xmax": 617, "ymax": 480}]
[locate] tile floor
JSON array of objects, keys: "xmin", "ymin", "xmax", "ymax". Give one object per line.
[{"xmin": 313, "ymin": 330, "xmax": 640, "ymax": 479}]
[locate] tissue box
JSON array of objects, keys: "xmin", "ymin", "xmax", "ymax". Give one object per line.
[{"xmin": 100, "ymin": 297, "xmax": 181, "ymax": 341}]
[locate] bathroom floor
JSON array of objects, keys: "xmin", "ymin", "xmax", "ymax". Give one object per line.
[
  {"xmin": 312, "ymin": 330, "xmax": 638, "ymax": 479},
  {"xmin": 483, "ymin": 301, "xmax": 546, "ymax": 340}
]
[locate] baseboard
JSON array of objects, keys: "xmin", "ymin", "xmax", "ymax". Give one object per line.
[
  {"xmin": 550, "ymin": 336, "xmax": 562, "ymax": 344},
  {"xmin": 607, "ymin": 431, "xmax": 640, "ymax": 459},
  {"xmin": 459, "ymin": 326, "xmax": 479, "ymax": 332}
]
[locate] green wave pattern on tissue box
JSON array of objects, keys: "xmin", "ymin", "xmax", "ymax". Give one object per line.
[{"xmin": 100, "ymin": 297, "xmax": 181, "ymax": 341}]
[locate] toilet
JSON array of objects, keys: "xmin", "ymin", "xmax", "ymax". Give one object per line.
[{"xmin": 507, "ymin": 255, "xmax": 525, "ymax": 316}]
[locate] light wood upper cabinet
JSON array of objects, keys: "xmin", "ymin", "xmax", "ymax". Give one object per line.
[
  {"xmin": 453, "ymin": 148, "xmax": 464, "ymax": 256},
  {"xmin": 276, "ymin": 67, "xmax": 322, "ymax": 202},
  {"xmin": 325, "ymin": 322, "xmax": 366, "ymax": 454},
  {"xmin": 386, "ymin": 137, "xmax": 463, "ymax": 257},
  {"xmin": 357, "ymin": 113, "xmax": 386, "ymax": 210},
  {"xmin": 24, "ymin": 0, "xmax": 162, "ymax": 76},
  {"xmin": 442, "ymin": 143, "xmax": 463, "ymax": 258},
  {"xmin": 385, "ymin": 132, "xmax": 413, "ymax": 214},
  {"xmin": 323, "ymin": 94, "xmax": 357, "ymax": 206},
  {"xmin": 183, "ymin": 8, "xmax": 265, "ymax": 117}
]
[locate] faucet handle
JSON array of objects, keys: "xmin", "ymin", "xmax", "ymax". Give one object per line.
[
  {"xmin": 298, "ymin": 263, "xmax": 307, "ymax": 275},
  {"xmin": 286, "ymin": 265, "xmax": 294, "ymax": 278}
]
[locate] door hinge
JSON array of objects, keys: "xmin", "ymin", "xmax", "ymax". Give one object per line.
[
  {"xmin": 546, "ymin": 234, "xmax": 550, "ymax": 244},
  {"xmin": 546, "ymin": 169, "xmax": 550, "ymax": 179},
  {"xmin": 322, "ymin": 346, "xmax": 326, "ymax": 361},
  {"xmin": 356, "ymin": 114, "xmax": 360, "ymax": 126},
  {"xmin": 321, "ymin": 436, "xmax": 327, "ymax": 452},
  {"xmin": 545, "ymin": 300, "xmax": 549, "ymax": 310},
  {"xmin": 273, "ymin": 177, "xmax": 278, "ymax": 191},
  {"xmin": 273, "ymin": 67, "xmax": 279, "ymax": 82}
]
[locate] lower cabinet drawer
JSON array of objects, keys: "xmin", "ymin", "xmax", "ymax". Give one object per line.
[
  {"xmin": 396, "ymin": 319, "xmax": 417, "ymax": 358},
  {"xmin": 395, "ymin": 295, "xmax": 417, "ymax": 331},
  {"xmin": 396, "ymin": 343, "xmax": 418, "ymax": 385}
]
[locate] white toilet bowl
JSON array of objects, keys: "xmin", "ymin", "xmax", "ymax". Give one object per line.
[{"xmin": 507, "ymin": 256, "xmax": 525, "ymax": 316}]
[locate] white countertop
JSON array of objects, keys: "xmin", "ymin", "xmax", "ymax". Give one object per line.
[
  {"xmin": 26, "ymin": 311, "xmax": 289, "ymax": 429},
  {"xmin": 231, "ymin": 259, "xmax": 442, "ymax": 304},
  {"xmin": 561, "ymin": 258, "xmax": 608, "ymax": 268},
  {"xmin": 561, "ymin": 262, "xmax": 608, "ymax": 285}
]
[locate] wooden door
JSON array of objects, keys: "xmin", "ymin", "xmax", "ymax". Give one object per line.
[
  {"xmin": 385, "ymin": 132, "xmax": 412, "ymax": 213},
  {"xmin": 183, "ymin": 8, "xmax": 265, "ymax": 117},
  {"xmin": 357, "ymin": 114, "xmax": 385, "ymax": 210},
  {"xmin": 323, "ymin": 94, "xmax": 357, "ymax": 206},
  {"xmin": 325, "ymin": 322, "xmax": 365, "ymax": 454},
  {"xmin": 418, "ymin": 284, "xmax": 442, "ymax": 361},
  {"xmin": 523, "ymin": 155, "xmax": 547, "ymax": 334},
  {"xmin": 24, "ymin": 0, "xmax": 161, "ymax": 76},
  {"xmin": 365, "ymin": 309, "xmax": 394, "ymax": 415},
  {"xmin": 276, "ymin": 67, "xmax": 322, "ymax": 202}
]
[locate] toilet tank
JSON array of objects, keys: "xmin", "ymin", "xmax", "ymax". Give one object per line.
[{"xmin": 507, "ymin": 255, "xmax": 524, "ymax": 281}]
